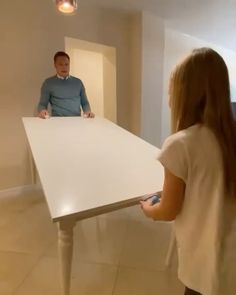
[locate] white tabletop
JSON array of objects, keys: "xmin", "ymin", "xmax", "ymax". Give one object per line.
[{"xmin": 22, "ymin": 117, "xmax": 164, "ymax": 222}]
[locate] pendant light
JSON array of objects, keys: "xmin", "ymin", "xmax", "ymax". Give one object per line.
[{"xmin": 55, "ymin": 0, "xmax": 78, "ymax": 14}]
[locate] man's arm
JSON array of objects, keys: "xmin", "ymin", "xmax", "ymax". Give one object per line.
[
  {"xmin": 80, "ymin": 82, "xmax": 91, "ymax": 113},
  {"xmin": 37, "ymin": 80, "xmax": 50, "ymax": 118},
  {"xmin": 80, "ymin": 83, "xmax": 95, "ymax": 118}
]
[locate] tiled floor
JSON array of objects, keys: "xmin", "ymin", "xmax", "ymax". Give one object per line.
[{"xmin": 0, "ymin": 188, "xmax": 184, "ymax": 295}]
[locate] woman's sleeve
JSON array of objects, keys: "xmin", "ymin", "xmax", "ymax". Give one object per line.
[{"xmin": 157, "ymin": 135, "xmax": 188, "ymax": 182}]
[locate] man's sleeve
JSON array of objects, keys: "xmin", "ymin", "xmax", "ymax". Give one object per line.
[
  {"xmin": 37, "ymin": 80, "xmax": 50, "ymax": 112},
  {"xmin": 80, "ymin": 82, "xmax": 91, "ymax": 113}
]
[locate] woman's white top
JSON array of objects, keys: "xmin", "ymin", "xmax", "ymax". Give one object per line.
[{"xmin": 158, "ymin": 124, "xmax": 236, "ymax": 295}]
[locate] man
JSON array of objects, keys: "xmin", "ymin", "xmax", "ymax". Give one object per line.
[{"xmin": 37, "ymin": 51, "xmax": 95, "ymax": 118}]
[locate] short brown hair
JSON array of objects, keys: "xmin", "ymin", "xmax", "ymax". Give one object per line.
[{"xmin": 54, "ymin": 51, "xmax": 70, "ymax": 63}]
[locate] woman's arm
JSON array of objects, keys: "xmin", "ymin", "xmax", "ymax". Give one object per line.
[{"xmin": 141, "ymin": 167, "xmax": 185, "ymax": 221}]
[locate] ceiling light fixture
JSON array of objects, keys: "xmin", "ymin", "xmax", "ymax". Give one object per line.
[{"xmin": 55, "ymin": 0, "xmax": 78, "ymax": 14}]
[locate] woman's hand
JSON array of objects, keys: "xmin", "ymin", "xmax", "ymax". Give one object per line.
[{"xmin": 140, "ymin": 199, "xmax": 154, "ymax": 219}]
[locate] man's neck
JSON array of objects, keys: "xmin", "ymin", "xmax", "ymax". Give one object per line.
[{"xmin": 57, "ymin": 74, "xmax": 70, "ymax": 80}]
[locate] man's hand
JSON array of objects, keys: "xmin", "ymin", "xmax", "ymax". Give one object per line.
[
  {"xmin": 83, "ymin": 112, "xmax": 95, "ymax": 118},
  {"xmin": 38, "ymin": 110, "xmax": 49, "ymax": 119}
]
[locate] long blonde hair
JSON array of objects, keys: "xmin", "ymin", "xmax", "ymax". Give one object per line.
[{"xmin": 170, "ymin": 47, "xmax": 236, "ymax": 196}]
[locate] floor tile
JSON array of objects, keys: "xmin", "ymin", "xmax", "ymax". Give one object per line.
[
  {"xmin": 14, "ymin": 256, "xmax": 118, "ymax": 295},
  {"xmin": 0, "ymin": 251, "xmax": 38, "ymax": 295},
  {"xmin": 113, "ymin": 266, "xmax": 184, "ymax": 295},
  {"xmin": 0, "ymin": 193, "xmax": 57, "ymax": 255},
  {"xmin": 120, "ymin": 218, "xmax": 174, "ymax": 271}
]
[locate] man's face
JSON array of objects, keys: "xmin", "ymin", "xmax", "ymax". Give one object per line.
[{"xmin": 54, "ymin": 56, "xmax": 70, "ymax": 78}]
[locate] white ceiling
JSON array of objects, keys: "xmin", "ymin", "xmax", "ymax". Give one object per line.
[{"xmin": 82, "ymin": 0, "xmax": 236, "ymax": 51}]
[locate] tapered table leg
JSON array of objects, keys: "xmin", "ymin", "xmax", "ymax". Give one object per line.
[{"xmin": 58, "ymin": 219, "xmax": 76, "ymax": 295}]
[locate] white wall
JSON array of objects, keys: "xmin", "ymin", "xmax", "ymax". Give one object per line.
[
  {"xmin": 72, "ymin": 49, "xmax": 104, "ymax": 117},
  {"xmin": 161, "ymin": 28, "xmax": 236, "ymax": 143},
  {"xmin": 129, "ymin": 13, "xmax": 142, "ymax": 136},
  {"xmin": 0, "ymin": 1, "xmax": 134, "ymax": 190},
  {"xmin": 102, "ymin": 48, "xmax": 117, "ymax": 123},
  {"xmin": 141, "ymin": 12, "xmax": 165, "ymax": 147}
]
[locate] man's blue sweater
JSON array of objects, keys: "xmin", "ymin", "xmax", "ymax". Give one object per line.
[{"xmin": 38, "ymin": 76, "xmax": 91, "ymax": 116}]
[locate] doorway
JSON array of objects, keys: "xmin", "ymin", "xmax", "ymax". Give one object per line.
[{"xmin": 65, "ymin": 37, "xmax": 117, "ymax": 122}]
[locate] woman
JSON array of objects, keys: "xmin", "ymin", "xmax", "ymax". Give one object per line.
[{"xmin": 141, "ymin": 48, "xmax": 236, "ymax": 295}]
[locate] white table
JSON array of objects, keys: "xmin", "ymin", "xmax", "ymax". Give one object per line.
[{"xmin": 22, "ymin": 117, "xmax": 164, "ymax": 295}]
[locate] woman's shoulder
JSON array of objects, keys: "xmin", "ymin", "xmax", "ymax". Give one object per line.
[
  {"xmin": 161, "ymin": 124, "xmax": 217, "ymax": 158},
  {"xmin": 163, "ymin": 124, "xmax": 200, "ymax": 146},
  {"xmin": 164, "ymin": 124, "xmax": 214, "ymax": 144}
]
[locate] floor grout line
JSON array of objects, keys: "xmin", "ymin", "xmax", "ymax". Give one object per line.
[
  {"xmin": 1, "ymin": 196, "xmax": 181, "ymax": 295},
  {"xmin": 11, "ymin": 236, "xmax": 57, "ymax": 295},
  {"xmin": 111, "ymin": 213, "xmax": 131, "ymax": 295}
]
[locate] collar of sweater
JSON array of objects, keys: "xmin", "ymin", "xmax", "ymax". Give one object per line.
[{"xmin": 56, "ymin": 74, "xmax": 70, "ymax": 80}]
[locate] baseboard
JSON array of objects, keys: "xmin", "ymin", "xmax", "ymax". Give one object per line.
[{"xmin": 0, "ymin": 184, "xmax": 42, "ymax": 199}]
